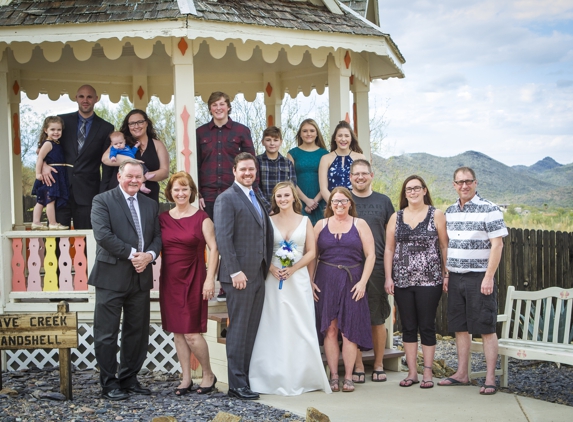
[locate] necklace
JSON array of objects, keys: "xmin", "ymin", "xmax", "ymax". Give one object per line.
[{"xmin": 171, "ymin": 205, "xmax": 193, "ymax": 219}]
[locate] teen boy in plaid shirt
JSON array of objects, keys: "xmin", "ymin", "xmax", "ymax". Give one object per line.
[{"xmin": 256, "ymin": 126, "xmax": 297, "ymax": 213}]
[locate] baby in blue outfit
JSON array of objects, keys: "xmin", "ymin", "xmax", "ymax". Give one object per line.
[{"xmin": 109, "ymin": 131, "xmax": 154, "ymax": 194}]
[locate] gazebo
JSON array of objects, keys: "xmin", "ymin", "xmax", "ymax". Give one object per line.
[{"xmin": 0, "ymin": 0, "xmax": 404, "ymax": 375}]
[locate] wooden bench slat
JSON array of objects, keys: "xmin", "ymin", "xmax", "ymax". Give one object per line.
[
  {"xmin": 533, "ymin": 298, "xmax": 542, "ymax": 341},
  {"xmin": 564, "ymin": 299, "xmax": 572, "ymax": 344}
]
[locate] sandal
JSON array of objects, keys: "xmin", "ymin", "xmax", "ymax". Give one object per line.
[
  {"xmin": 399, "ymin": 378, "xmax": 420, "ymax": 387},
  {"xmin": 329, "ymin": 377, "xmax": 340, "ymax": 392},
  {"xmin": 480, "ymin": 384, "xmax": 497, "ymax": 395},
  {"xmin": 371, "ymin": 370, "xmax": 387, "ymax": 382},
  {"xmin": 196, "ymin": 376, "xmax": 217, "ymax": 395},
  {"xmin": 342, "ymin": 379, "xmax": 355, "ymax": 392},
  {"xmin": 174, "ymin": 383, "xmax": 193, "ymax": 396},
  {"xmin": 420, "ymin": 380, "xmax": 434, "ymax": 389},
  {"xmin": 352, "ymin": 371, "xmax": 365, "ymax": 384}
]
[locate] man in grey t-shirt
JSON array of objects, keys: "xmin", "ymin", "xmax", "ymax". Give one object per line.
[{"xmin": 350, "ymin": 159, "xmax": 395, "ymax": 383}]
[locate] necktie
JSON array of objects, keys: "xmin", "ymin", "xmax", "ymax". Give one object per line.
[
  {"xmin": 127, "ymin": 197, "xmax": 143, "ymax": 252},
  {"xmin": 78, "ymin": 119, "xmax": 86, "ymax": 152},
  {"xmin": 249, "ymin": 190, "xmax": 262, "ymax": 219}
]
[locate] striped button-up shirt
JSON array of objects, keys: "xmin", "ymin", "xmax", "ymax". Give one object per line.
[{"xmin": 445, "ymin": 192, "xmax": 508, "ymax": 273}]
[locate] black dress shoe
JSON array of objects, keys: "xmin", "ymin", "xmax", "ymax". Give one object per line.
[
  {"xmin": 102, "ymin": 388, "xmax": 129, "ymax": 401},
  {"xmin": 124, "ymin": 382, "xmax": 151, "ymax": 395},
  {"xmin": 228, "ymin": 386, "xmax": 259, "ymax": 400}
]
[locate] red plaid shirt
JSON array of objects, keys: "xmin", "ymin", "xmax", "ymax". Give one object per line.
[{"xmin": 196, "ymin": 118, "xmax": 257, "ymax": 203}]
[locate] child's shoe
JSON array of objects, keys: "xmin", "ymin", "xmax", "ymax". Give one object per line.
[
  {"xmin": 31, "ymin": 223, "xmax": 48, "ymax": 231},
  {"xmin": 49, "ymin": 223, "xmax": 69, "ymax": 230}
]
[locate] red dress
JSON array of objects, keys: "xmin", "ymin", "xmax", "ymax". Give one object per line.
[{"xmin": 159, "ymin": 210, "xmax": 209, "ymax": 333}]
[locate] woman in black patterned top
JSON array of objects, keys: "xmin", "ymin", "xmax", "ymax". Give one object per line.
[{"xmin": 384, "ymin": 175, "xmax": 448, "ymax": 389}]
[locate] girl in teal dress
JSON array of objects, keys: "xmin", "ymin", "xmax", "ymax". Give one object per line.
[{"xmin": 287, "ymin": 119, "xmax": 328, "ymax": 225}]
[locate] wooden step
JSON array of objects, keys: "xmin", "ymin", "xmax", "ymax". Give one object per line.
[{"xmin": 208, "ymin": 312, "xmax": 229, "ymax": 324}]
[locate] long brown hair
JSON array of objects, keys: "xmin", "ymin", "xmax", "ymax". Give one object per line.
[
  {"xmin": 38, "ymin": 116, "xmax": 64, "ymax": 148},
  {"xmin": 270, "ymin": 181, "xmax": 302, "ymax": 215},
  {"xmin": 399, "ymin": 175, "xmax": 434, "ymax": 210},
  {"xmin": 120, "ymin": 109, "xmax": 159, "ymax": 147},
  {"xmin": 330, "ymin": 121, "xmax": 362, "ymax": 153},
  {"xmin": 295, "ymin": 118, "xmax": 327, "ymax": 149},
  {"xmin": 324, "ymin": 187, "xmax": 358, "ymax": 218}
]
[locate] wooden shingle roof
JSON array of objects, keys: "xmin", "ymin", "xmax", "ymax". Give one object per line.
[{"xmin": 0, "ymin": 0, "xmax": 380, "ymax": 36}]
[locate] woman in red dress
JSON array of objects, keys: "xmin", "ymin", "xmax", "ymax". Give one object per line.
[{"xmin": 159, "ymin": 172, "xmax": 219, "ymax": 395}]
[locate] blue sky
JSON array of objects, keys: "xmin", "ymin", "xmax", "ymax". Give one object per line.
[{"xmin": 374, "ymin": 0, "xmax": 573, "ymax": 166}]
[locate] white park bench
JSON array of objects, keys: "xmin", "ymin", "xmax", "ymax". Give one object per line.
[{"xmin": 470, "ymin": 285, "xmax": 573, "ymax": 387}]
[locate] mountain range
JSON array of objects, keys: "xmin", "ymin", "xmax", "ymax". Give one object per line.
[{"xmin": 371, "ymin": 151, "xmax": 573, "ymax": 208}]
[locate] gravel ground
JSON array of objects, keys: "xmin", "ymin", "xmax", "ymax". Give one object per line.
[
  {"xmin": 432, "ymin": 338, "xmax": 573, "ymax": 407},
  {"xmin": 0, "ymin": 368, "xmax": 304, "ymax": 422},
  {"xmin": 1, "ymin": 339, "xmax": 571, "ymax": 421}
]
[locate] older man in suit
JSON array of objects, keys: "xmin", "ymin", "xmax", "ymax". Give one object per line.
[
  {"xmin": 41, "ymin": 84, "xmax": 114, "ymax": 229},
  {"xmin": 89, "ymin": 159, "xmax": 162, "ymax": 400},
  {"xmin": 214, "ymin": 152, "xmax": 273, "ymax": 400}
]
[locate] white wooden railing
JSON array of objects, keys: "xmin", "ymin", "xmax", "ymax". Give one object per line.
[{"xmin": 2, "ymin": 229, "xmax": 162, "ymax": 315}]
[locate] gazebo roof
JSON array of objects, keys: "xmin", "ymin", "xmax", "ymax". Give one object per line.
[{"xmin": 0, "ymin": 0, "xmax": 403, "ymax": 61}]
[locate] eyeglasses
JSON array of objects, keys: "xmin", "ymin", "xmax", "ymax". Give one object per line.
[
  {"xmin": 128, "ymin": 120, "xmax": 146, "ymax": 128},
  {"xmin": 454, "ymin": 179, "xmax": 475, "ymax": 186},
  {"xmin": 332, "ymin": 199, "xmax": 350, "ymax": 206},
  {"xmin": 351, "ymin": 172, "xmax": 371, "ymax": 178},
  {"xmin": 405, "ymin": 186, "xmax": 423, "ymax": 194}
]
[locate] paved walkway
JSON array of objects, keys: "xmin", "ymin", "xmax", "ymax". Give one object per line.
[{"xmin": 219, "ymin": 370, "xmax": 573, "ymax": 422}]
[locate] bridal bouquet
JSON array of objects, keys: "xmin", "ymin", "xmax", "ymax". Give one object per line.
[{"xmin": 275, "ymin": 240, "xmax": 299, "ymax": 290}]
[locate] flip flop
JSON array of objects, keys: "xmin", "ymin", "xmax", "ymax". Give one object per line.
[
  {"xmin": 352, "ymin": 371, "xmax": 365, "ymax": 384},
  {"xmin": 420, "ymin": 380, "xmax": 434, "ymax": 389},
  {"xmin": 371, "ymin": 370, "xmax": 387, "ymax": 382},
  {"xmin": 399, "ymin": 378, "xmax": 420, "ymax": 387},
  {"xmin": 438, "ymin": 377, "xmax": 471, "ymax": 386},
  {"xmin": 480, "ymin": 384, "xmax": 497, "ymax": 395}
]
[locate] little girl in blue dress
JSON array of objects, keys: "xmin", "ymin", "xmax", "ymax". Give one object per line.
[{"xmin": 31, "ymin": 116, "xmax": 69, "ymax": 230}]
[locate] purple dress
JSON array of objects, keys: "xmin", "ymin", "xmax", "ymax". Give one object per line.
[{"xmin": 314, "ymin": 219, "xmax": 373, "ymax": 350}]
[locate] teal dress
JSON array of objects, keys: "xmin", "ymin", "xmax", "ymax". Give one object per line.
[{"xmin": 288, "ymin": 146, "xmax": 328, "ymax": 225}]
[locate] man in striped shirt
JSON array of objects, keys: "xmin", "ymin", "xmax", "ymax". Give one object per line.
[{"xmin": 438, "ymin": 167, "xmax": 508, "ymax": 395}]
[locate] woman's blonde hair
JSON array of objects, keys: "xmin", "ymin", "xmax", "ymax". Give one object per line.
[{"xmin": 270, "ymin": 181, "xmax": 302, "ymax": 215}]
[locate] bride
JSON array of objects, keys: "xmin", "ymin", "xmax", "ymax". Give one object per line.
[{"xmin": 249, "ymin": 182, "xmax": 331, "ymax": 396}]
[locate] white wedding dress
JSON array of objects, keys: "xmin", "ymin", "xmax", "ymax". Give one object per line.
[{"xmin": 249, "ymin": 216, "xmax": 331, "ymax": 396}]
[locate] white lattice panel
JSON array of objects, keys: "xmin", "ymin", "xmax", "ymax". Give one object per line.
[{"xmin": 6, "ymin": 323, "xmax": 181, "ymax": 374}]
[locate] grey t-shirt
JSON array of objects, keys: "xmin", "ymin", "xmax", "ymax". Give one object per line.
[{"xmin": 352, "ymin": 191, "xmax": 395, "ymax": 273}]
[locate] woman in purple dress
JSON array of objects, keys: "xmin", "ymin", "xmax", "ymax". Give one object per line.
[
  {"xmin": 313, "ymin": 187, "xmax": 375, "ymax": 392},
  {"xmin": 384, "ymin": 175, "xmax": 448, "ymax": 389}
]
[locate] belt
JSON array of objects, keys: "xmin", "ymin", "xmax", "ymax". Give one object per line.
[
  {"xmin": 50, "ymin": 163, "xmax": 74, "ymax": 167},
  {"xmin": 318, "ymin": 260, "xmax": 361, "ymax": 283}
]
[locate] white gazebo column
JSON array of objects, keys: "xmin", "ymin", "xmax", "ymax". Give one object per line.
[
  {"xmin": 327, "ymin": 52, "xmax": 351, "ymax": 135},
  {"xmin": 352, "ymin": 76, "xmax": 371, "ymax": 161},
  {"xmin": 263, "ymin": 72, "xmax": 282, "ymax": 128},
  {"xmin": 171, "ymin": 37, "xmax": 197, "ymax": 181},
  {"xmin": 132, "ymin": 59, "xmax": 149, "ymax": 110},
  {"xmin": 0, "ymin": 56, "xmax": 15, "ymax": 315}
]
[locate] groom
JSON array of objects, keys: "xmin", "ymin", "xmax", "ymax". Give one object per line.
[{"xmin": 214, "ymin": 152, "xmax": 273, "ymax": 400}]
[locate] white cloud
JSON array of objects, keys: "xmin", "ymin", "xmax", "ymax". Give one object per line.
[{"xmin": 375, "ymin": 0, "xmax": 573, "ymax": 166}]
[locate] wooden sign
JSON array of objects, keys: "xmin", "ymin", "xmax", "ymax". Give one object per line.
[
  {"xmin": 0, "ymin": 310, "xmax": 78, "ymax": 350},
  {"xmin": 0, "ymin": 302, "xmax": 77, "ymax": 400}
]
